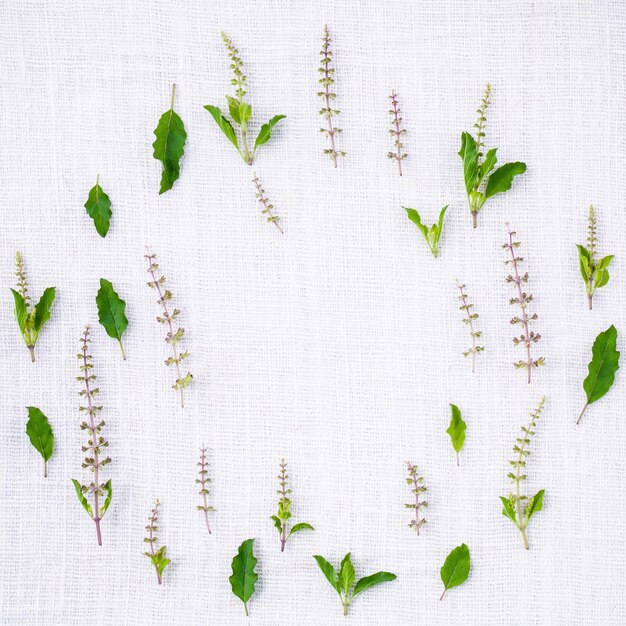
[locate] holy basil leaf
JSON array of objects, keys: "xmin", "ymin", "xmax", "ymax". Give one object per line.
[
  {"xmin": 484, "ymin": 162, "xmax": 526, "ymax": 198},
  {"xmin": 339, "ymin": 553, "xmax": 355, "ymax": 595},
  {"xmin": 576, "ymin": 244, "xmax": 591, "ymax": 281},
  {"xmin": 33, "ymin": 287, "xmax": 56, "ymax": 333},
  {"xmin": 352, "ymin": 571, "xmax": 397, "ymax": 597},
  {"xmin": 101, "ymin": 480, "xmax": 113, "ymax": 517},
  {"xmin": 204, "ymin": 105, "xmax": 241, "ymax": 152},
  {"xmin": 459, "ymin": 132, "xmax": 479, "ymax": 195},
  {"xmin": 403, "ymin": 206, "xmax": 448, "ymax": 257},
  {"xmin": 150, "ymin": 546, "xmax": 171, "ymax": 577},
  {"xmin": 289, "ymin": 522, "xmax": 314, "ymax": 536},
  {"xmin": 446, "ymin": 403, "xmax": 467, "ymax": 464},
  {"xmin": 229, "ymin": 538, "xmax": 258, "ymax": 616},
  {"xmin": 71, "ymin": 478, "xmax": 93, "ymax": 518},
  {"xmin": 440, "ymin": 543, "xmax": 471, "ymax": 600},
  {"xmin": 594, "ymin": 255, "xmax": 614, "ymax": 289},
  {"xmin": 10, "ymin": 289, "xmax": 27, "ymax": 336},
  {"xmin": 84, "ymin": 177, "xmax": 112, "ymax": 237},
  {"xmin": 313, "ymin": 555, "xmax": 340, "ymax": 594},
  {"xmin": 152, "ymin": 84, "xmax": 187, "ymax": 194},
  {"xmin": 271, "ymin": 515, "xmax": 283, "ymax": 534},
  {"xmin": 578, "ymin": 325, "xmax": 620, "ymax": 423},
  {"xmin": 26, "ymin": 406, "xmax": 54, "ymax": 477},
  {"xmin": 96, "ymin": 279, "xmax": 128, "ymax": 360},
  {"xmin": 253, "ymin": 114, "xmax": 286, "ymax": 152},
  {"xmin": 478, "ymin": 147, "xmax": 498, "ymax": 183},
  {"xmin": 524, "ymin": 489, "xmax": 544, "ymax": 522},
  {"xmin": 226, "ymin": 96, "xmax": 242, "ymax": 124},
  {"xmin": 499, "ymin": 496, "xmax": 518, "ymax": 525}
]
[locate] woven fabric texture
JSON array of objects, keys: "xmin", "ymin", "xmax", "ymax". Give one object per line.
[{"xmin": 1, "ymin": 0, "xmax": 625, "ymax": 624}]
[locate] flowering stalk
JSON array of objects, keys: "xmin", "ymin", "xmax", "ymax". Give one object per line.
[
  {"xmin": 145, "ymin": 252, "xmax": 192, "ymax": 408},
  {"xmin": 456, "ymin": 281, "xmax": 484, "ymax": 372},
  {"xmin": 252, "ymin": 174, "xmax": 283, "ymax": 233},
  {"xmin": 503, "ymin": 224, "xmax": 544, "ymax": 383},
  {"xmin": 196, "ymin": 446, "xmax": 214, "ymax": 534},
  {"xmin": 405, "ymin": 462, "xmax": 428, "ymax": 535},
  {"xmin": 71, "ymin": 326, "xmax": 112, "ymax": 546},
  {"xmin": 388, "ymin": 91, "xmax": 407, "ymax": 176},
  {"xmin": 144, "ymin": 500, "xmax": 171, "ymax": 585},
  {"xmin": 318, "ymin": 25, "xmax": 345, "ymax": 166}
]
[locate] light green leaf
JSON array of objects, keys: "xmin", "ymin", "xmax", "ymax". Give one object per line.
[
  {"xmin": 446, "ymin": 403, "xmax": 467, "ymax": 459},
  {"xmin": 226, "ymin": 96, "xmax": 242, "ymax": 124},
  {"xmin": 594, "ymin": 255, "xmax": 614, "ymax": 289},
  {"xmin": 459, "ymin": 132, "xmax": 479, "ymax": 194},
  {"xmin": 253, "ymin": 114, "xmax": 286, "ymax": 151},
  {"xmin": 583, "ymin": 325, "xmax": 620, "ymax": 405},
  {"xmin": 152, "ymin": 85, "xmax": 187, "ymax": 194},
  {"xmin": 352, "ymin": 571, "xmax": 397, "ymax": 597},
  {"xmin": 204, "ymin": 105, "xmax": 241, "ymax": 153},
  {"xmin": 84, "ymin": 178, "xmax": 112, "ymax": 237},
  {"xmin": 10, "ymin": 288, "xmax": 27, "ymax": 336},
  {"xmin": 33, "ymin": 287, "xmax": 56, "ymax": 333},
  {"xmin": 71, "ymin": 478, "xmax": 93, "ymax": 518},
  {"xmin": 499, "ymin": 496, "xmax": 518, "ymax": 526},
  {"xmin": 101, "ymin": 480, "xmax": 113, "ymax": 517},
  {"xmin": 576, "ymin": 244, "xmax": 591, "ymax": 282},
  {"xmin": 271, "ymin": 515, "xmax": 283, "ymax": 534},
  {"xmin": 288, "ymin": 522, "xmax": 314, "ymax": 536},
  {"xmin": 403, "ymin": 206, "xmax": 448, "ymax": 257},
  {"xmin": 484, "ymin": 162, "xmax": 526, "ymax": 198},
  {"xmin": 229, "ymin": 539, "xmax": 258, "ymax": 615},
  {"xmin": 339, "ymin": 553, "xmax": 355, "ymax": 595},
  {"xmin": 478, "ymin": 147, "xmax": 498, "ymax": 183},
  {"xmin": 26, "ymin": 406, "xmax": 54, "ymax": 476},
  {"xmin": 96, "ymin": 279, "xmax": 128, "ymax": 359},
  {"xmin": 313, "ymin": 555, "xmax": 340, "ymax": 594},
  {"xmin": 440, "ymin": 543, "xmax": 471, "ymax": 599},
  {"xmin": 524, "ymin": 489, "xmax": 544, "ymax": 522},
  {"xmin": 150, "ymin": 545, "xmax": 171, "ymax": 577}
]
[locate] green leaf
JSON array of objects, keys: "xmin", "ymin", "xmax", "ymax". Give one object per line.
[
  {"xmin": 84, "ymin": 178, "xmax": 112, "ymax": 237},
  {"xmin": 440, "ymin": 544, "xmax": 471, "ymax": 599},
  {"xmin": 339, "ymin": 553, "xmax": 355, "ymax": 595},
  {"xmin": 253, "ymin": 114, "xmax": 286, "ymax": 152},
  {"xmin": 96, "ymin": 279, "xmax": 128, "ymax": 359},
  {"xmin": 101, "ymin": 480, "xmax": 113, "ymax": 517},
  {"xmin": 152, "ymin": 86, "xmax": 187, "ymax": 194},
  {"xmin": 446, "ymin": 403, "xmax": 467, "ymax": 457},
  {"xmin": 150, "ymin": 545, "xmax": 171, "ymax": 577},
  {"xmin": 71, "ymin": 478, "xmax": 93, "ymax": 518},
  {"xmin": 583, "ymin": 325, "xmax": 620, "ymax": 405},
  {"xmin": 229, "ymin": 538, "xmax": 258, "ymax": 615},
  {"xmin": 226, "ymin": 96, "xmax": 242, "ymax": 124},
  {"xmin": 484, "ymin": 162, "xmax": 526, "ymax": 198},
  {"xmin": 459, "ymin": 132, "xmax": 479, "ymax": 195},
  {"xmin": 576, "ymin": 244, "xmax": 591, "ymax": 282},
  {"xmin": 271, "ymin": 515, "xmax": 283, "ymax": 534},
  {"xmin": 289, "ymin": 522, "xmax": 314, "ymax": 536},
  {"xmin": 524, "ymin": 489, "xmax": 544, "ymax": 522},
  {"xmin": 204, "ymin": 105, "xmax": 241, "ymax": 153},
  {"xmin": 313, "ymin": 555, "xmax": 340, "ymax": 594},
  {"xmin": 403, "ymin": 206, "xmax": 448, "ymax": 257},
  {"xmin": 352, "ymin": 571, "xmax": 397, "ymax": 597},
  {"xmin": 33, "ymin": 287, "xmax": 56, "ymax": 333},
  {"xmin": 594, "ymin": 255, "xmax": 614, "ymax": 289},
  {"xmin": 499, "ymin": 496, "xmax": 518, "ymax": 526},
  {"xmin": 10, "ymin": 288, "xmax": 27, "ymax": 336},
  {"xmin": 478, "ymin": 147, "xmax": 498, "ymax": 184},
  {"xmin": 26, "ymin": 406, "xmax": 53, "ymax": 475}
]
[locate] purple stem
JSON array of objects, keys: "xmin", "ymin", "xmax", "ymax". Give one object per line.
[
  {"xmin": 322, "ymin": 26, "xmax": 338, "ymax": 168},
  {"xmin": 148, "ymin": 503, "xmax": 162, "ymax": 585},
  {"xmin": 390, "ymin": 91, "xmax": 403, "ymax": 176},
  {"xmin": 199, "ymin": 447, "xmax": 212, "ymax": 534},
  {"xmin": 457, "ymin": 282, "xmax": 477, "ymax": 373}
]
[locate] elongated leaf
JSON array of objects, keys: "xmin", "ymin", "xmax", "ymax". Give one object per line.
[
  {"xmin": 404, "ymin": 207, "xmax": 429, "ymax": 239},
  {"xmin": 484, "ymin": 162, "xmax": 526, "ymax": 198},
  {"xmin": 446, "ymin": 404, "xmax": 466, "ymax": 454},
  {"xmin": 84, "ymin": 179, "xmax": 112, "ymax": 237},
  {"xmin": 353, "ymin": 571, "xmax": 397, "ymax": 597},
  {"xmin": 583, "ymin": 325, "xmax": 620, "ymax": 405},
  {"xmin": 478, "ymin": 147, "xmax": 498, "ymax": 183},
  {"xmin": 576, "ymin": 245, "xmax": 591, "ymax": 281},
  {"xmin": 101, "ymin": 479, "xmax": 113, "ymax": 517},
  {"xmin": 204, "ymin": 105, "xmax": 240, "ymax": 152},
  {"xmin": 152, "ymin": 86, "xmax": 187, "ymax": 194},
  {"xmin": 33, "ymin": 287, "xmax": 56, "ymax": 333},
  {"xmin": 253, "ymin": 114, "xmax": 286, "ymax": 151},
  {"xmin": 524, "ymin": 489, "xmax": 544, "ymax": 522},
  {"xmin": 10, "ymin": 288, "xmax": 27, "ymax": 336},
  {"xmin": 289, "ymin": 522, "xmax": 314, "ymax": 536},
  {"xmin": 440, "ymin": 544, "xmax": 470, "ymax": 599},
  {"xmin": 71, "ymin": 478, "xmax": 93, "ymax": 518},
  {"xmin": 271, "ymin": 515, "xmax": 283, "ymax": 534},
  {"xmin": 404, "ymin": 206, "xmax": 447, "ymax": 257},
  {"xmin": 313, "ymin": 555, "xmax": 340, "ymax": 594},
  {"xmin": 229, "ymin": 539, "xmax": 258, "ymax": 613},
  {"xmin": 339, "ymin": 553, "xmax": 355, "ymax": 595},
  {"xmin": 499, "ymin": 496, "xmax": 518, "ymax": 525},
  {"xmin": 96, "ymin": 279, "xmax": 128, "ymax": 359},
  {"xmin": 459, "ymin": 132, "xmax": 479, "ymax": 194},
  {"xmin": 26, "ymin": 406, "xmax": 54, "ymax": 474}
]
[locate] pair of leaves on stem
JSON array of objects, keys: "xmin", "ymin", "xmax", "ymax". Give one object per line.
[
  {"xmin": 578, "ymin": 325, "xmax": 620, "ymax": 424},
  {"xmin": 96, "ymin": 279, "xmax": 128, "ymax": 360},
  {"xmin": 229, "ymin": 538, "xmax": 258, "ymax": 616},
  {"xmin": 71, "ymin": 478, "xmax": 113, "ymax": 521},
  {"xmin": 404, "ymin": 205, "xmax": 448, "ymax": 257},
  {"xmin": 440, "ymin": 543, "xmax": 471, "ymax": 600},
  {"xmin": 446, "ymin": 403, "xmax": 466, "ymax": 466},
  {"xmin": 270, "ymin": 504, "xmax": 314, "ymax": 550},
  {"xmin": 313, "ymin": 553, "xmax": 396, "ymax": 616},
  {"xmin": 26, "ymin": 406, "xmax": 54, "ymax": 477}
]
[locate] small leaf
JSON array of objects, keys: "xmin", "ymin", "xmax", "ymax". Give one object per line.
[
  {"xmin": 96, "ymin": 279, "xmax": 128, "ymax": 359},
  {"xmin": 353, "ymin": 571, "xmax": 397, "ymax": 597},
  {"xmin": 226, "ymin": 96, "xmax": 242, "ymax": 124},
  {"xmin": 84, "ymin": 178, "xmax": 112, "ymax": 237},
  {"xmin": 253, "ymin": 114, "xmax": 286, "ymax": 151},
  {"xmin": 524, "ymin": 489, "xmax": 544, "ymax": 522},
  {"xmin": 499, "ymin": 496, "xmax": 518, "ymax": 526},
  {"xmin": 152, "ymin": 85, "xmax": 187, "ymax": 194},
  {"xmin": 459, "ymin": 132, "xmax": 479, "ymax": 194},
  {"xmin": 594, "ymin": 255, "xmax": 614, "ymax": 289},
  {"xmin": 576, "ymin": 245, "xmax": 591, "ymax": 282},
  {"xmin": 229, "ymin": 538, "xmax": 258, "ymax": 615},
  {"xmin": 404, "ymin": 206, "xmax": 447, "ymax": 257},
  {"xmin": 10, "ymin": 288, "xmax": 27, "ymax": 336},
  {"xmin": 33, "ymin": 287, "xmax": 56, "ymax": 333},
  {"xmin": 204, "ymin": 105, "xmax": 241, "ymax": 153},
  {"xmin": 271, "ymin": 515, "xmax": 283, "ymax": 534},
  {"xmin": 101, "ymin": 480, "xmax": 113, "ymax": 517},
  {"xmin": 339, "ymin": 553, "xmax": 355, "ymax": 595},
  {"xmin": 313, "ymin": 555, "xmax": 340, "ymax": 594},
  {"xmin": 440, "ymin": 544, "xmax": 471, "ymax": 599},
  {"xmin": 484, "ymin": 162, "xmax": 526, "ymax": 198},
  {"xmin": 25, "ymin": 406, "xmax": 53, "ymax": 475},
  {"xmin": 582, "ymin": 325, "xmax": 620, "ymax": 405},
  {"xmin": 478, "ymin": 147, "xmax": 498, "ymax": 183},
  {"xmin": 289, "ymin": 522, "xmax": 314, "ymax": 536},
  {"xmin": 150, "ymin": 546, "xmax": 171, "ymax": 577},
  {"xmin": 71, "ymin": 478, "xmax": 93, "ymax": 518},
  {"xmin": 446, "ymin": 403, "xmax": 467, "ymax": 456}
]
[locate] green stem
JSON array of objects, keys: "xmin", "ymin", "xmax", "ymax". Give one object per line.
[
  {"xmin": 28, "ymin": 345, "xmax": 35, "ymax": 362},
  {"xmin": 241, "ymin": 123, "xmax": 252, "ymax": 165},
  {"xmin": 118, "ymin": 339, "xmax": 126, "ymax": 361},
  {"xmin": 170, "ymin": 83, "xmax": 177, "ymax": 110},
  {"xmin": 520, "ymin": 526, "xmax": 529, "ymax": 550},
  {"xmin": 577, "ymin": 402, "xmax": 589, "ymax": 425},
  {"xmin": 43, "ymin": 459, "xmax": 48, "ymax": 478},
  {"xmin": 244, "ymin": 601, "xmax": 249, "ymax": 617}
]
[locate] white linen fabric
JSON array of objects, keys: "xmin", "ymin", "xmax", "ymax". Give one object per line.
[{"xmin": 1, "ymin": 0, "xmax": 625, "ymax": 624}]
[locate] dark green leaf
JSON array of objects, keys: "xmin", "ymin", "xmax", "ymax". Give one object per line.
[
  {"xmin": 339, "ymin": 553, "xmax": 355, "ymax": 595},
  {"xmin": 440, "ymin": 544, "xmax": 470, "ymax": 598},
  {"xmin": 10, "ymin": 288, "xmax": 27, "ymax": 336},
  {"xmin": 33, "ymin": 287, "xmax": 56, "ymax": 333},
  {"xmin": 289, "ymin": 522, "xmax": 314, "ymax": 536},
  {"xmin": 446, "ymin": 403, "xmax": 466, "ymax": 454},
  {"xmin": 96, "ymin": 279, "xmax": 128, "ymax": 359},
  {"xmin": 459, "ymin": 132, "xmax": 479, "ymax": 194},
  {"xmin": 353, "ymin": 571, "xmax": 397, "ymax": 597},
  {"xmin": 484, "ymin": 162, "xmax": 526, "ymax": 198},
  {"xmin": 524, "ymin": 489, "xmax": 544, "ymax": 522},
  {"xmin": 71, "ymin": 478, "xmax": 93, "ymax": 518},
  {"xmin": 84, "ymin": 178, "xmax": 112, "ymax": 237},
  {"xmin": 499, "ymin": 496, "xmax": 518, "ymax": 525},
  {"xmin": 229, "ymin": 539, "xmax": 258, "ymax": 613},
  {"xmin": 313, "ymin": 555, "xmax": 340, "ymax": 594},
  {"xmin": 204, "ymin": 105, "xmax": 240, "ymax": 152},
  {"xmin": 26, "ymin": 406, "xmax": 53, "ymax": 474},
  {"xmin": 253, "ymin": 114, "xmax": 286, "ymax": 151},
  {"xmin": 583, "ymin": 325, "xmax": 620, "ymax": 405}
]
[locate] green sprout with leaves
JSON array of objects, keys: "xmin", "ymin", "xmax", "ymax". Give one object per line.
[
  {"xmin": 205, "ymin": 32, "xmax": 285, "ymax": 165},
  {"xmin": 403, "ymin": 206, "xmax": 448, "ymax": 257},
  {"xmin": 500, "ymin": 396, "xmax": 546, "ymax": 550},
  {"xmin": 576, "ymin": 205, "xmax": 613, "ymax": 310},
  {"xmin": 10, "ymin": 252, "xmax": 56, "ymax": 362},
  {"xmin": 271, "ymin": 459, "xmax": 314, "ymax": 552},
  {"xmin": 144, "ymin": 499, "xmax": 171, "ymax": 585},
  {"xmin": 313, "ymin": 553, "xmax": 396, "ymax": 616},
  {"xmin": 405, "ymin": 462, "xmax": 428, "ymax": 535},
  {"xmin": 459, "ymin": 83, "xmax": 526, "ymax": 228}
]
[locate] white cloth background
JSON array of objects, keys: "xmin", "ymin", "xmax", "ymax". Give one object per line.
[{"xmin": 0, "ymin": 0, "xmax": 624, "ymax": 624}]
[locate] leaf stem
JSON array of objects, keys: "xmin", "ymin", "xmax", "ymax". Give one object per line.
[
  {"xmin": 243, "ymin": 601, "xmax": 249, "ymax": 616},
  {"xmin": 241, "ymin": 124, "xmax": 252, "ymax": 165},
  {"xmin": 28, "ymin": 345, "xmax": 35, "ymax": 362},
  {"xmin": 440, "ymin": 588, "xmax": 447, "ymax": 601},
  {"xmin": 43, "ymin": 459, "xmax": 47, "ymax": 478},
  {"xmin": 456, "ymin": 451, "xmax": 460, "ymax": 467},
  {"xmin": 118, "ymin": 339, "xmax": 126, "ymax": 361},
  {"xmin": 170, "ymin": 83, "xmax": 176, "ymax": 110},
  {"xmin": 577, "ymin": 402, "xmax": 589, "ymax": 425}
]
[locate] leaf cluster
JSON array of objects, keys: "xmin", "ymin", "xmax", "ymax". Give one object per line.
[{"xmin": 403, "ymin": 205, "xmax": 448, "ymax": 257}]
